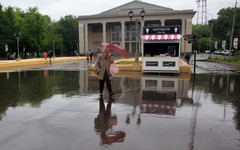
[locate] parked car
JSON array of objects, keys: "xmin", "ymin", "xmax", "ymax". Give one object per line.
[
  {"xmin": 205, "ymin": 50, "xmax": 210, "ymax": 54},
  {"xmin": 214, "ymin": 50, "xmax": 222, "ymax": 55},
  {"xmin": 222, "ymin": 50, "xmax": 236, "ymax": 56},
  {"xmin": 222, "ymin": 50, "xmax": 230, "ymax": 55}
]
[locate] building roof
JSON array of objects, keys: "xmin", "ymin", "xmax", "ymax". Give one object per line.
[
  {"xmin": 78, "ymin": 0, "xmax": 195, "ymax": 21},
  {"xmin": 100, "ymin": 0, "xmax": 173, "ymax": 14}
]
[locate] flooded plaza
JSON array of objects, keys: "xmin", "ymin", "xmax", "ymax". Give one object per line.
[{"xmin": 0, "ymin": 60, "xmax": 240, "ymax": 150}]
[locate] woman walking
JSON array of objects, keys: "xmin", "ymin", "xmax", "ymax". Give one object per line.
[{"xmin": 95, "ymin": 49, "xmax": 114, "ymax": 97}]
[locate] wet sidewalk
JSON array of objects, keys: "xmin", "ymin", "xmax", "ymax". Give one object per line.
[{"xmin": 0, "ymin": 57, "xmax": 86, "ymax": 68}]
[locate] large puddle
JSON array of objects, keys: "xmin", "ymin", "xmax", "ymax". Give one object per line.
[{"xmin": 0, "ymin": 66, "xmax": 240, "ymax": 150}]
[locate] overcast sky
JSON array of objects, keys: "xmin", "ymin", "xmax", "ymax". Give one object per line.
[{"xmin": 0, "ymin": 0, "xmax": 238, "ymax": 23}]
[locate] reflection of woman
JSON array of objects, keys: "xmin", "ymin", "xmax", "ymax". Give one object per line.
[
  {"xmin": 95, "ymin": 48, "xmax": 114, "ymax": 97},
  {"xmin": 94, "ymin": 97, "xmax": 125, "ymax": 145}
]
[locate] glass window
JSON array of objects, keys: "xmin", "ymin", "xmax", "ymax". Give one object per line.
[
  {"xmin": 112, "ymin": 25, "xmax": 120, "ymax": 32},
  {"xmin": 132, "ymin": 32, "xmax": 136, "ymax": 41},
  {"xmin": 125, "ymin": 32, "xmax": 129, "ymax": 41},
  {"xmin": 131, "ymin": 25, "xmax": 136, "ymax": 31},
  {"xmin": 125, "ymin": 25, "xmax": 129, "ymax": 31},
  {"xmin": 125, "ymin": 43, "xmax": 129, "ymax": 51},
  {"xmin": 112, "ymin": 33, "xmax": 119, "ymax": 41},
  {"xmin": 112, "ymin": 25, "xmax": 120, "ymax": 42}
]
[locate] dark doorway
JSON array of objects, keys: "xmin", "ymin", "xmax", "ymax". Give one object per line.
[{"xmin": 143, "ymin": 43, "xmax": 179, "ymax": 57}]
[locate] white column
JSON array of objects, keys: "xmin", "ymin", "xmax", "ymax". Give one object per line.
[
  {"xmin": 140, "ymin": 20, "xmax": 145, "ymax": 35},
  {"xmin": 84, "ymin": 24, "xmax": 88, "ymax": 53},
  {"xmin": 79, "ymin": 23, "xmax": 85, "ymax": 54},
  {"xmin": 186, "ymin": 19, "xmax": 193, "ymax": 53},
  {"xmin": 102, "ymin": 22, "xmax": 106, "ymax": 43},
  {"xmin": 121, "ymin": 21, "xmax": 125, "ymax": 49},
  {"xmin": 181, "ymin": 19, "xmax": 186, "ymax": 53},
  {"xmin": 161, "ymin": 19, "xmax": 165, "ymax": 26}
]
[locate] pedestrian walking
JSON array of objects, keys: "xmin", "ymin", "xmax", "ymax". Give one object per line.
[
  {"xmin": 89, "ymin": 50, "xmax": 93, "ymax": 62},
  {"xmin": 95, "ymin": 48, "xmax": 115, "ymax": 97},
  {"xmin": 87, "ymin": 49, "xmax": 93, "ymax": 62},
  {"xmin": 86, "ymin": 49, "xmax": 90, "ymax": 62},
  {"xmin": 43, "ymin": 52, "xmax": 48, "ymax": 60},
  {"xmin": 184, "ymin": 53, "xmax": 191, "ymax": 64},
  {"xmin": 48, "ymin": 50, "xmax": 53, "ymax": 65}
]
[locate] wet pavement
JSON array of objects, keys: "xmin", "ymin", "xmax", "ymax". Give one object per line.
[
  {"xmin": 191, "ymin": 54, "xmax": 240, "ymax": 74},
  {"xmin": 0, "ymin": 56, "xmax": 240, "ymax": 150}
]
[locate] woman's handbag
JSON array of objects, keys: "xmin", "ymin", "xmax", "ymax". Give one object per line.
[{"xmin": 110, "ymin": 63, "xmax": 119, "ymax": 75}]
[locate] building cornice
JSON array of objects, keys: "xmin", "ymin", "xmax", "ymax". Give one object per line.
[{"xmin": 78, "ymin": 10, "xmax": 196, "ymax": 20}]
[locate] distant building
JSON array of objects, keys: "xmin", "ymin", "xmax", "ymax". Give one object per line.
[{"xmin": 78, "ymin": 0, "xmax": 195, "ymax": 55}]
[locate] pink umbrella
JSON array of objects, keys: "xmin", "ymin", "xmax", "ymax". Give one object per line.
[
  {"xmin": 101, "ymin": 131, "xmax": 126, "ymax": 145},
  {"xmin": 101, "ymin": 43, "xmax": 129, "ymax": 56},
  {"xmin": 43, "ymin": 52, "xmax": 48, "ymax": 58}
]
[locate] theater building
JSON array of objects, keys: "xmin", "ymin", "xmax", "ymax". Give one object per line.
[{"xmin": 78, "ymin": 0, "xmax": 195, "ymax": 56}]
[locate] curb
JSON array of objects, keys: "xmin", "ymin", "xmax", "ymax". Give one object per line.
[
  {"xmin": 0, "ymin": 57, "xmax": 86, "ymax": 68},
  {"xmin": 88, "ymin": 58, "xmax": 191, "ymax": 73},
  {"xmin": 0, "ymin": 57, "xmax": 192, "ymax": 74}
]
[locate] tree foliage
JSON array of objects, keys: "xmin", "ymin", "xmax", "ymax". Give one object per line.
[
  {"xmin": 21, "ymin": 7, "xmax": 48, "ymax": 52},
  {"xmin": 0, "ymin": 3, "xmax": 78, "ymax": 59},
  {"xmin": 54, "ymin": 15, "xmax": 78, "ymax": 55},
  {"xmin": 193, "ymin": 7, "xmax": 240, "ymax": 52}
]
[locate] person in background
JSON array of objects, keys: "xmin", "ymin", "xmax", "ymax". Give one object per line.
[
  {"xmin": 48, "ymin": 50, "xmax": 53, "ymax": 65},
  {"xmin": 86, "ymin": 49, "xmax": 91, "ymax": 62},
  {"xmin": 95, "ymin": 48, "xmax": 114, "ymax": 97},
  {"xmin": 43, "ymin": 52, "xmax": 48, "ymax": 60},
  {"xmin": 184, "ymin": 53, "xmax": 191, "ymax": 64},
  {"xmin": 89, "ymin": 50, "xmax": 93, "ymax": 62}
]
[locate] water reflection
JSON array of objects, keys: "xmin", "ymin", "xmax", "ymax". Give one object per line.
[
  {"xmin": 1, "ymin": 69, "xmax": 240, "ymax": 146},
  {"xmin": 0, "ymin": 70, "xmax": 82, "ymax": 121},
  {"xmin": 140, "ymin": 76, "xmax": 179, "ymax": 115},
  {"xmin": 94, "ymin": 97, "xmax": 126, "ymax": 146},
  {"xmin": 190, "ymin": 74, "xmax": 240, "ymax": 131}
]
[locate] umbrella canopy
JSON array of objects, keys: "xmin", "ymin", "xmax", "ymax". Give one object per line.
[
  {"xmin": 101, "ymin": 131, "xmax": 126, "ymax": 145},
  {"xmin": 101, "ymin": 43, "xmax": 129, "ymax": 56},
  {"xmin": 43, "ymin": 52, "xmax": 48, "ymax": 57}
]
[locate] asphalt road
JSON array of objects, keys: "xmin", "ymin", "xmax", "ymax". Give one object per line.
[{"xmin": 190, "ymin": 53, "xmax": 240, "ymax": 74}]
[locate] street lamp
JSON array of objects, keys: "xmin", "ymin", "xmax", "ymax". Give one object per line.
[
  {"xmin": 51, "ymin": 36, "xmax": 56, "ymax": 58},
  {"xmin": 206, "ymin": 12, "xmax": 213, "ymax": 58},
  {"xmin": 228, "ymin": 0, "xmax": 237, "ymax": 61},
  {"xmin": 75, "ymin": 40, "xmax": 79, "ymax": 56},
  {"xmin": 209, "ymin": 20, "xmax": 213, "ymax": 58},
  {"xmin": 14, "ymin": 33, "xmax": 21, "ymax": 61},
  {"xmin": 128, "ymin": 9, "xmax": 145, "ymax": 62}
]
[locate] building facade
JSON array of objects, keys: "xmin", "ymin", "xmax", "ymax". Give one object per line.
[{"xmin": 78, "ymin": 0, "xmax": 195, "ymax": 55}]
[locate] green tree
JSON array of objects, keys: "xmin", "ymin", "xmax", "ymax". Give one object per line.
[
  {"xmin": 0, "ymin": 4, "xmax": 5, "ymax": 57},
  {"xmin": 20, "ymin": 7, "xmax": 48, "ymax": 53},
  {"xmin": 192, "ymin": 6, "xmax": 240, "ymax": 52},
  {"xmin": 42, "ymin": 15, "xmax": 56, "ymax": 53},
  {"xmin": 212, "ymin": 7, "xmax": 240, "ymax": 50},
  {"xmin": 192, "ymin": 24, "xmax": 210, "ymax": 52},
  {"xmin": 0, "ymin": 6, "xmax": 19, "ymax": 56},
  {"xmin": 54, "ymin": 15, "xmax": 78, "ymax": 55}
]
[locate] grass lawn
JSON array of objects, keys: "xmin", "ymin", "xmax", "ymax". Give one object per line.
[
  {"xmin": 116, "ymin": 61, "xmax": 143, "ymax": 65},
  {"xmin": 209, "ymin": 57, "xmax": 240, "ymax": 65},
  {"xmin": 116, "ymin": 61, "xmax": 134, "ymax": 65}
]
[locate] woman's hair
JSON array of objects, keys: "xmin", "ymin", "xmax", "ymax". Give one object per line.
[{"xmin": 102, "ymin": 48, "xmax": 109, "ymax": 53}]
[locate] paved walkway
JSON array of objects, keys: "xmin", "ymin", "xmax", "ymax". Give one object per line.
[{"xmin": 0, "ymin": 57, "xmax": 86, "ymax": 68}]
